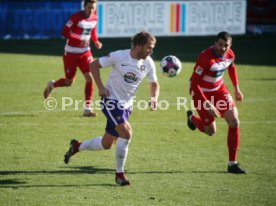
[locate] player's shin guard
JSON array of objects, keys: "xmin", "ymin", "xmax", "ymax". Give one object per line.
[
  {"xmin": 116, "ymin": 138, "xmax": 130, "ymax": 173},
  {"xmin": 53, "ymin": 78, "xmax": 66, "ymax": 87},
  {"xmin": 227, "ymin": 127, "xmax": 240, "ymax": 161},
  {"xmin": 191, "ymin": 115, "xmax": 205, "ymax": 132},
  {"xmin": 85, "ymin": 82, "xmax": 94, "ymax": 108}
]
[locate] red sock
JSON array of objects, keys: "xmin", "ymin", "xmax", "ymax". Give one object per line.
[
  {"xmin": 85, "ymin": 82, "xmax": 94, "ymax": 108},
  {"xmin": 191, "ymin": 115, "xmax": 205, "ymax": 132},
  {"xmin": 227, "ymin": 127, "xmax": 240, "ymax": 161},
  {"xmin": 53, "ymin": 78, "xmax": 66, "ymax": 87}
]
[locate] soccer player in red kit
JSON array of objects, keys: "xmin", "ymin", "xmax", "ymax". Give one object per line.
[
  {"xmin": 43, "ymin": 0, "xmax": 102, "ymax": 117},
  {"xmin": 187, "ymin": 31, "xmax": 246, "ymax": 174}
]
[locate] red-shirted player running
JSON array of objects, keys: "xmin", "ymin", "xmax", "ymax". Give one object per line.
[
  {"xmin": 43, "ymin": 0, "xmax": 102, "ymax": 117},
  {"xmin": 187, "ymin": 31, "xmax": 246, "ymax": 174}
]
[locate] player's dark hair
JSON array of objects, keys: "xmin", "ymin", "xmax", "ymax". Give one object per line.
[
  {"xmin": 84, "ymin": 0, "xmax": 97, "ymax": 6},
  {"xmin": 131, "ymin": 31, "xmax": 156, "ymax": 47},
  {"xmin": 216, "ymin": 31, "xmax": 232, "ymax": 42}
]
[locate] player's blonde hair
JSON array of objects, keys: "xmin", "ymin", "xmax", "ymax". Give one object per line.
[{"xmin": 131, "ymin": 31, "xmax": 156, "ymax": 47}]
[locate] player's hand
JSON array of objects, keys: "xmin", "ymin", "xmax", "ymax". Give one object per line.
[
  {"xmin": 149, "ymin": 98, "xmax": 158, "ymax": 111},
  {"xmin": 94, "ymin": 41, "xmax": 102, "ymax": 49},
  {"xmin": 98, "ymin": 86, "xmax": 110, "ymax": 97},
  {"xmin": 79, "ymin": 40, "xmax": 90, "ymax": 47},
  {"xmin": 205, "ymin": 100, "xmax": 220, "ymax": 118},
  {"xmin": 235, "ymin": 88, "xmax": 244, "ymax": 102}
]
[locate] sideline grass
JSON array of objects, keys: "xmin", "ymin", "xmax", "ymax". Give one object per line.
[{"xmin": 0, "ymin": 53, "xmax": 276, "ymax": 206}]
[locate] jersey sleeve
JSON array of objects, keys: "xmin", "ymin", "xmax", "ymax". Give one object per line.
[
  {"xmin": 99, "ymin": 50, "xmax": 121, "ymax": 68},
  {"xmin": 90, "ymin": 25, "xmax": 99, "ymax": 42},
  {"xmin": 227, "ymin": 53, "xmax": 238, "ymax": 87},
  {"xmin": 62, "ymin": 20, "xmax": 72, "ymax": 39},
  {"xmin": 146, "ymin": 58, "xmax": 158, "ymax": 83},
  {"xmin": 62, "ymin": 14, "xmax": 79, "ymax": 40}
]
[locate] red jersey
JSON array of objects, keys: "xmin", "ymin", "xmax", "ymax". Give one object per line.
[
  {"xmin": 190, "ymin": 46, "xmax": 238, "ymax": 101},
  {"xmin": 62, "ymin": 11, "xmax": 99, "ymax": 54}
]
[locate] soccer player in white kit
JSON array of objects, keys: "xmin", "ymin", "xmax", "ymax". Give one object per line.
[{"xmin": 64, "ymin": 31, "xmax": 160, "ymax": 186}]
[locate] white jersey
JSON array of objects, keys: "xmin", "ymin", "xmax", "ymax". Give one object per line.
[{"xmin": 99, "ymin": 49, "xmax": 157, "ymax": 108}]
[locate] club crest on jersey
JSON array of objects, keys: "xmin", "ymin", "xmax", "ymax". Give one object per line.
[
  {"xmin": 195, "ymin": 66, "xmax": 203, "ymax": 75},
  {"xmin": 140, "ymin": 65, "xmax": 145, "ymax": 71},
  {"xmin": 124, "ymin": 72, "xmax": 137, "ymax": 83},
  {"xmin": 66, "ymin": 20, "xmax": 73, "ymax": 27}
]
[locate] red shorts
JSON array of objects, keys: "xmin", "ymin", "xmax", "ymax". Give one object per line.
[
  {"xmin": 63, "ymin": 50, "xmax": 93, "ymax": 79},
  {"xmin": 192, "ymin": 85, "xmax": 236, "ymax": 125}
]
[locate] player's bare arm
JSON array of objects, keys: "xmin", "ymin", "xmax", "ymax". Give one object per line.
[
  {"xmin": 234, "ymin": 86, "xmax": 244, "ymax": 102},
  {"xmin": 228, "ymin": 63, "xmax": 243, "ymax": 102},
  {"xmin": 90, "ymin": 59, "xmax": 110, "ymax": 97},
  {"xmin": 149, "ymin": 81, "xmax": 160, "ymax": 111},
  {"xmin": 94, "ymin": 40, "xmax": 103, "ymax": 49}
]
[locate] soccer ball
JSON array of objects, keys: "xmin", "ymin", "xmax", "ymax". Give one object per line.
[{"xmin": 160, "ymin": 55, "xmax": 182, "ymax": 77}]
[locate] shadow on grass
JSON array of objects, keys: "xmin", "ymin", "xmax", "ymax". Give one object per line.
[
  {"xmin": 0, "ymin": 167, "xmax": 228, "ymax": 188},
  {"xmin": 0, "ymin": 167, "xmax": 117, "ymax": 188},
  {"xmin": 0, "ymin": 183, "xmax": 116, "ymax": 188},
  {"xmin": 0, "ymin": 166, "xmax": 114, "ymax": 176},
  {"xmin": 192, "ymin": 171, "xmax": 227, "ymax": 174},
  {"xmin": 0, "ymin": 166, "xmax": 228, "ymax": 176},
  {"xmin": 0, "ymin": 166, "xmax": 227, "ymax": 175},
  {"xmin": 0, "ymin": 166, "xmax": 189, "ymax": 176},
  {"xmin": 0, "ymin": 179, "xmax": 27, "ymax": 185}
]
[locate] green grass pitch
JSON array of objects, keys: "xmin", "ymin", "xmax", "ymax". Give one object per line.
[{"xmin": 0, "ymin": 35, "xmax": 276, "ymax": 205}]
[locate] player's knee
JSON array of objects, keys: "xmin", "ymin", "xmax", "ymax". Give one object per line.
[
  {"xmin": 120, "ymin": 128, "xmax": 132, "ymax": 140},
  {"xmin": 122, "ymin": 129, "xmax": 132, "ymax": 140},
  {"xmin": 84, "ymin": 72, "xmax": 93, "ymax": 83},
  {"xmin": 228, "ymin": 118, "xmax": 239, "ymax": 128},
  {"xmin": 64, "ymin": 79, "xmax": 73, "ymax": 86},
  {"xmin": 86, "ymin": 76, "xmax": 93, "ymax": 83},
  {"xmin": 116, "ymin": 124, "xmax": 132, "ymax": 140},
  {"xmin": 205, "ymin": 126, "xmax": 216, "ymax": 136},
  {"xmin": 102, "ymin": 142, "xmax": 113, "ymax": 150},
  {"xmin": 207, "ymin": 130, "xmax": 215, "ymax": 136}
]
